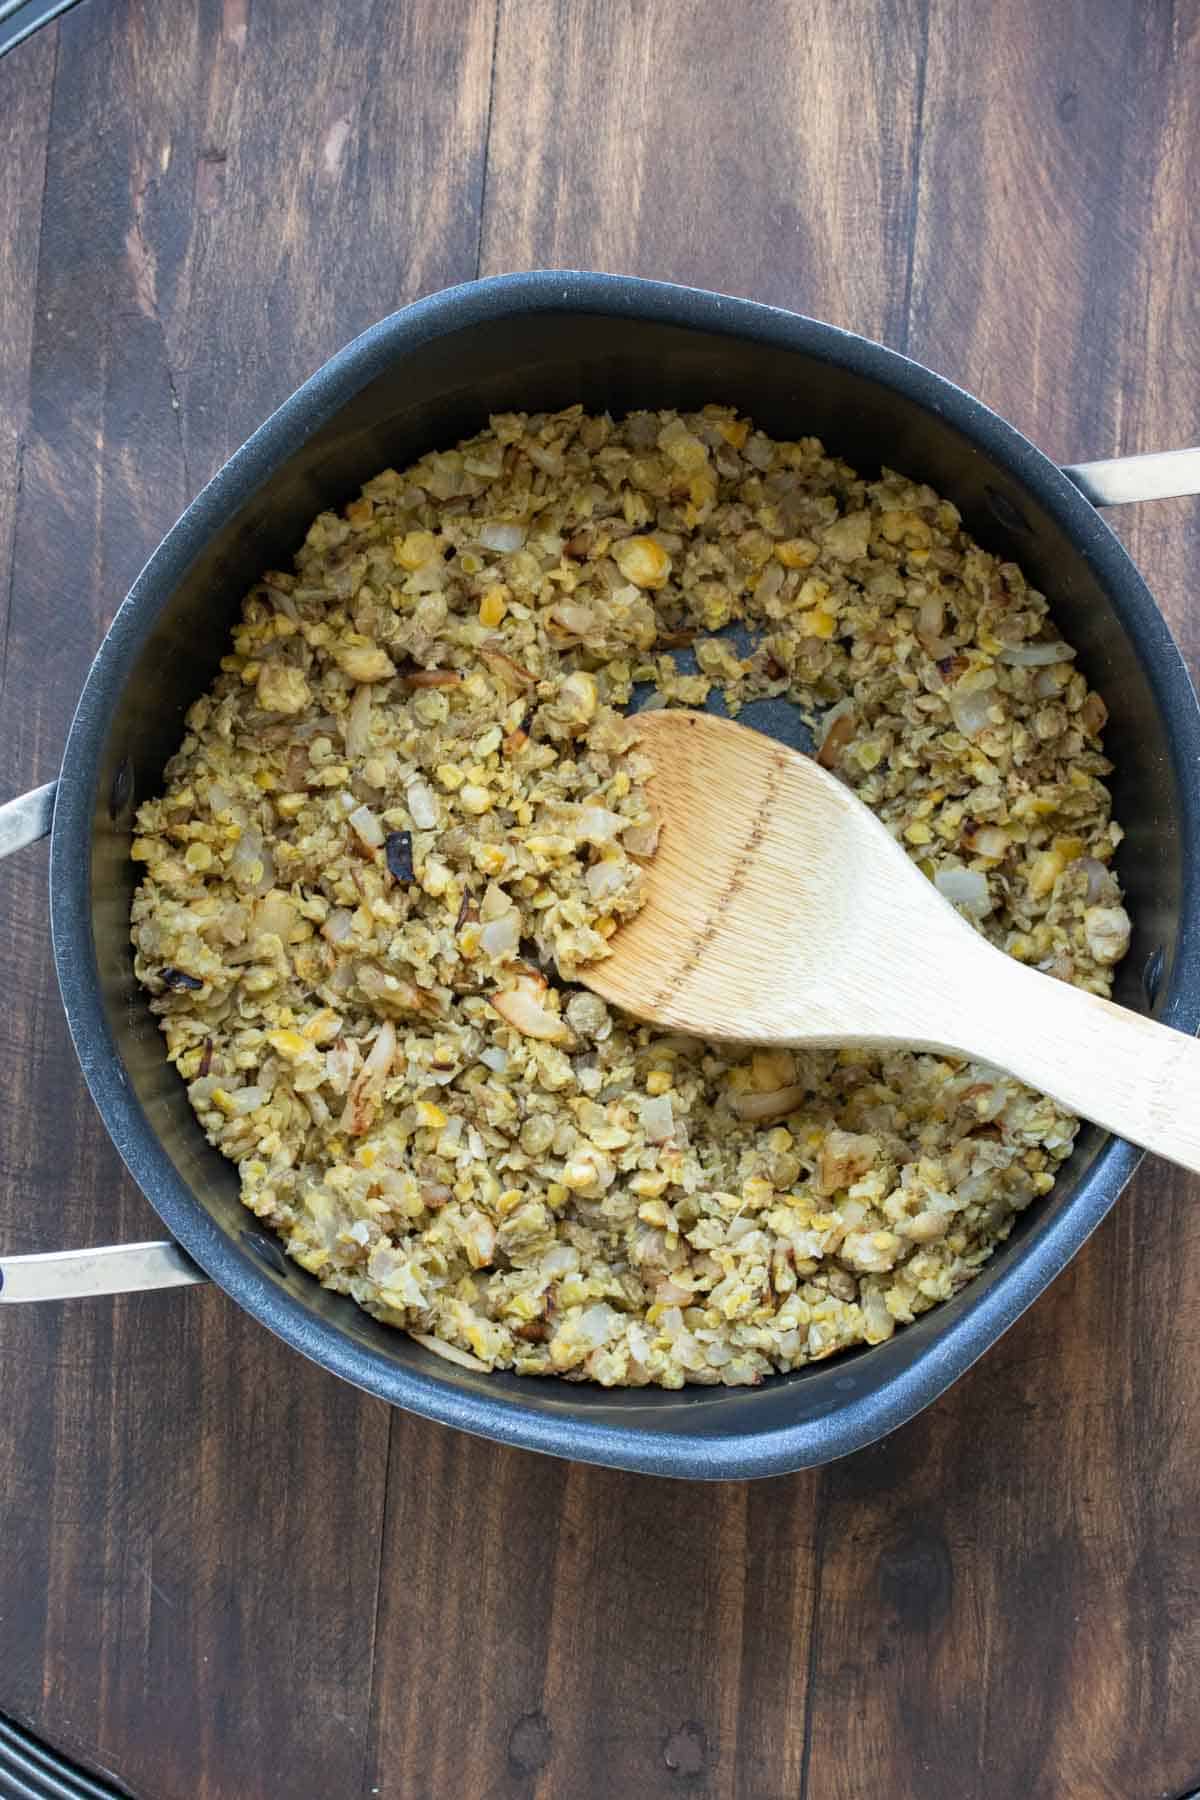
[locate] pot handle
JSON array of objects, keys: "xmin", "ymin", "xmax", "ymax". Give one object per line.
[
  {"xmin": 1, "ymin": 1240, "xmax": 206, "ymax": 1301},
  {"xmin": 0, "ymin": 779, "xmax": 57, "ymax": 857},
  {"xmin": 1062, "ymin": 445, "xmax": 1200, "ymax": 506},
  {"xmin": 0, "ymin": 779, "xmax": 209, "ymax": 1301}
]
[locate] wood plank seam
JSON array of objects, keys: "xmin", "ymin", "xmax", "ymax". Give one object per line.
[
  {"xmin": 895, "ymin": 0, "xmax": 930, "ymax": 357},
  {"xmin": 473, "ymin": 0, "xmax": 502, "ymax": 280},
  {"xmin": 796, "ymin": 1481, "xmax": 831, "ymax": 1800},
  {"xmin": 358, "ymin": 1425, "xmax": 396, "ymax": 1800},
  {"xmin": 0, "ymin": 18, "xmax": 57, "ymax": 727}
]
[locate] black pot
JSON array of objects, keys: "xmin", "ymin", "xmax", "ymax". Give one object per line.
[{"xmin": 3, "ymin": 272, "xmax": 1198, "ymax": 1479}]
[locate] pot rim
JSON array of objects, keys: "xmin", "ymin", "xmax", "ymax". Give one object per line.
[{"xmin": 48, "ymin": 270, "xmax": 1200, "ymax": 1478}]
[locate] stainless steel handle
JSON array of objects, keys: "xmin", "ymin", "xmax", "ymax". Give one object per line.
[
  {"xmin": 0, "ymin": 1, "xmax": 88, "ymax": 63},
  {"xmin": 0, "ymin": 780, "xmax": 56, "ymax": 858},
  {"xmin": 0, "ymin": 1240, "xmax": 207, "ymax": 1301},
  {"xmin": 0, "ymin": 779, "xmax": 210, "ymax": 1301},
  {"xmin": 1062, "ymin": 446, "xmax": 1200, "ymax": 507}
]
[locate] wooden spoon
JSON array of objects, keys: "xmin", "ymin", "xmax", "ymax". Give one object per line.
[{"xmin": 582, "ymin": 709, "xmax": 1200, "ymax": 1173}]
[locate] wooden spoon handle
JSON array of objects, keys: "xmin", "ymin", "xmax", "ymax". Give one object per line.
[{"xmin": 967, "ymin": 948, "xmax": 1200, "ymax": 1172}]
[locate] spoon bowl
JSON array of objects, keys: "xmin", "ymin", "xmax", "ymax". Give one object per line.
[{"xmin": 583, "ymin": 709, "xmax": 1200, "ymax": 1174}]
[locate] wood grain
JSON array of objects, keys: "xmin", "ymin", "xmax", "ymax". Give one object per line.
[
  {"xmin": 0, "ymin": 23, "xmax": 53, "ymax": 655},
  {"xmin": 804, "ymin": 4, "xmax": 1200, "ymax": 1796},
  {"xmin": 0, "ymin": 1, "xmax": 495, "ymax": 1796},
  {"xmin": 367, "ymin": 1424, "xmax": 809, "ymax": 1800},
  {"xmin": 1, "ymin": 1, "xmax": 1199, "ymax": 1797},
  {"xmin": 480, "ymin": 0, "xmax": 928, "ymax": 345}
]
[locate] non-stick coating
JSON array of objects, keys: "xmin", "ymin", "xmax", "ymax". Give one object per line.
[{"xmin": 49, "ymin": 273, "xmax": 1200, "ymax": 1478}]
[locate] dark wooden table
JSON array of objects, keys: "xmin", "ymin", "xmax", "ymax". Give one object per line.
[{"xmin": 2, "ymin": 3, "xmax": 1199, "ymax": 1796}]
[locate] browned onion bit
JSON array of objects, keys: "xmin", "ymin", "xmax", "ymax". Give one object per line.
[
  {"xmin": 400, "ymin": 668, "xmax": 464, "ymax": 689},
  {"xmin": 161, "ymin": 967, "xmax": 203, "ymax": 991},
  {"xmin": 385, "ymin": 829, "xmax": 415, "ymax": 884},
  {"xmin": 816, "ymin": 711, "xmax": 856, "ymax": 770}
]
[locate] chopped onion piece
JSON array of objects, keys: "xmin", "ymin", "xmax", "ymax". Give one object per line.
[
  {"xmin": 254, "ymin": 889, "xmax": 296, "ymax": 941},
  {"xmin": 948, "ymin": 687, "xmax": 994, "ymax": 739},
  {"xmin": 228, "ymin": 1086, "xmax": 267, "ymax": 1116},
  {"xmin": 479, "ymin": 911, "xmax": 521, "ymax": 957},
  {"xmin": 548, "ymin": 602, "xmax": 598, "ymax": 638},
  {"xmin": 460, "ymin": 1210, "xmax": 497, "ymax": 1268},
  {"xmin": 656, "ymin": 1278, "xmax": 691, "ymax": 1305},
  {"xmin": 410, "ymin": 1331, "xmax": 492, "ymax": 1372},
  {"xmin": 322, "ymin": 907, "xmax": 355, "ymax": 945},
  {"xmin": 816, "ymin": 701, "xmax": 856, "ymax": 768},
  {"xmin": 254, "ymin": 847, "xmax": 276, "ymax": 896},
  {"xmin": 917, "ymin": 594, "xmax": 948, "ymax": 654},
  {"xmin": 526, "ymin": 445, "xmax": 564, "ymax": 476},
  {"xmin": 542, "ymin": 1247, "xmax": 578, "ymax": 1279},
  {"xmin": 957, "ymin": 1079, "xmax": 1008, "ymax": 1121},
  {"xmin": 997, "ymin": 642, "xmax": 1076, "ymax": 666},
  {"xmin": 480, "ymin": 644, "xmax": 536, "ymax": 688},
  {"xmin": 479, "ymin": 880, "xmax": 512, "ymax": 921},
  {"xmin": 935, "ymin": 866, "xmax": 991, "ymax": 914},
  {"xmin": 305, "ymin": 1089, "xmax": 331, "ymax": 1126},
  {"xmin": 731, "ymin": 1083, "xmax": 807, "ymax": 1122},
  {"xmin": 1081, "ymin": 857, "xmax": 1110, "ymax": 904},
  {"xmin": 861, "ymin": 1287, "xmax": 896, "ymax": 1342},
  {"xmin": 755, "ymin": 560, "xmax": 785, "ymax": 606},
  {"xmin": 342, "ymin": 1019, "xmax": 396, "ymax": 1135},
  {"xmin": 490, "ymin": 979, "xmax": 569, "ymax": 1041},
  {"xmin": 406, "ymin": 778, "xmax": 439, "ymax": 829},
  {"xmin": 478, "ymin": 522, "xmax": 527, "ymax": 552},
  {"xmin": 640, "ymin": 1093, "xmax": 675, "ymax": 1143},
  {"xmin": 585, "ymin": 859, "xmax": 628, "ymax": 901},
  {"xmin": 577, "ymin": 806, "xmax": 624, "ymax": 844},
  {"xmin": 401, "ymin": 668, "xmax": 463, "ymax": 688},
  {"xmin": 356, "ymin": 963, "xmax": 432, "ymax": 1012},
  {"xmin": 622, "ymin": 819, "xmax": 660, "ymax": 858},
  {"xmin": 408, "ymin": 562, "xmax": 447, "ymax": 593},
  {"xmin": 348, "ymin": 803, "xmax": 384, "ymax": 848},
  {"xmin": 962, "ymin": 824, "xmax": 1010, "ymax": 859},
  {"xmin": 578, "ymin": 1303, "xmax": 620, "ymax": 1347},
  {"xmin": 229, "ymin": 824, "xmax": 263, "ymax": 880},
  {"xmin": 1084, "ymin": 903, "xmax": 1131, "ymax": 965},
  {"xmin": 360, "ymin": 1019, "xmax": 397, "ymax": 1087}
]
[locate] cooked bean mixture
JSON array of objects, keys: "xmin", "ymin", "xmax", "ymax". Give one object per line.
[{"xmin": 130, "ymin": 407, "xmax": 1129, "ymax": 1385}]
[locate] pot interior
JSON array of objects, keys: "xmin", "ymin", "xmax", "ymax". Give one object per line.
[{"xmin": 73, "ymin": 294, "xmax": 1194, "ymax": 1457}]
